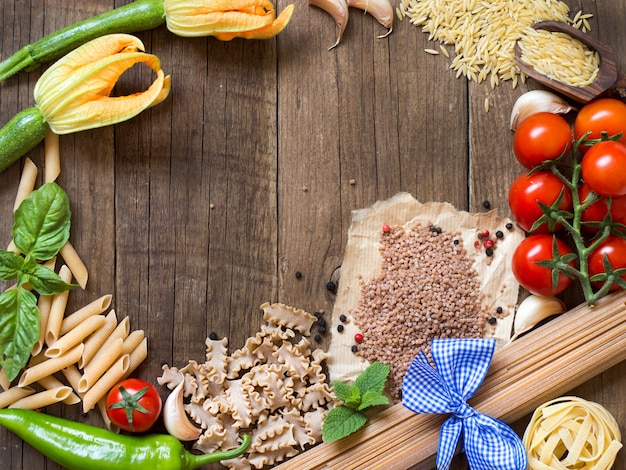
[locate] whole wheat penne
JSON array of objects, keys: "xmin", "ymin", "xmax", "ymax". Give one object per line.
[
  {"xmin": 45, "ymin": 315, "xmax": 106, "ymax": 358},
  {"xmin": 60, "ymin": 294, "xmax": 112, "ymax": 336},
  {"xmin": 78, "ymin": 338, "xmax": 124, "ymax": 393},
  {"xmin": 33, "ymin": 293, "xmax": 55, "ymax": 356},
  {"xmin": 82, "ymin": 354, "xmax": 130, "ymax": 413},
  {"xmin": 122, "ymin": 338, "xmax": 148, "ymax": 380},
  {"xmin": 37, "ymin": 375, "xmax": 81, "ymax": 405},
  {"xmin": 45, "ymin": 265, "xmax": 73, "ymax": 346},
  {"xmin": 122, "ymin": 330, "xmax": 145, "ymax": 355},
  {"xmin": 0, "ymin": 386, "xmax": 35, "ymax": 409},
  {"xmin": 79, "ymin": 310, "xmax": 118, "ymax": 369},
  {"xmin": 59, "ymin": 241, "xmax": 88, "ymax": 290},
  {"xmin": 44, "ymin": 130, "xmax": 61, "ymax": 183},
  {"xmin": 13, "ymin": 157, "xmax": 38, "ymax": 212},
  {"xmin": 18, "ymin": 343, "xmax": 84, "ymax": 387},
  {"xmin": 9, "ymin": 386, "xmax": 73, "ymax": 410}
]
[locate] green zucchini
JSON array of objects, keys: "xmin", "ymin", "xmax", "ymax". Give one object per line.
[
  {"xmin": 0, "ymin": 0, "xmax": 166, "ymax": 82},
  {"xmin": 0, "ymin": 108, "xmax": 49, "ymax": 173}
]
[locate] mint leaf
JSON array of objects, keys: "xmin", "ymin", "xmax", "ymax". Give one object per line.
[
  {"xmin": 0, "ymin": 288, "xmax": 39, "ymax": 381},
  {"xmin": 355, "ymin": 361, "xmax": 390, "ymax": 396},
  {"xmin": 332, "ymin": 380, "xmax": 361, "ymax": 408},
  {"xmin": 322, "ymin": 404, "xmax": 368, "ymax": 442},
  {"xmin": 22, "ymin": 263, "xmax": 77, "ymax": 295},
  {"xmin": 0, "ymin": 250, "xmax": 24, "ymax": 280},
  {"xmin": 359, "ymin": 389, "xmax": 390, "ymax": 411},
  {"xmin": 13, "ymin": 182, "xmax": 70, "ymax": 260}
]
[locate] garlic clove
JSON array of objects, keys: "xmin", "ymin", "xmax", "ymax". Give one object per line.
[
  {"xmin": 163, "ymin": 381, "xmax": 202, "ymax": 441},
  {"xmin": 510, "ymin": 295, "xmax": 567, "ymax": 342},
  {"xmin": 510, "ymin": 90, "xmax": 576, "ymax": 131},
  {"xmin": 347, "ymin": 0, "xmax": 394, "ymax": 38},
  {"xmin": 309, "ymin": 0, "xmax": 350, "ymax": 50}
]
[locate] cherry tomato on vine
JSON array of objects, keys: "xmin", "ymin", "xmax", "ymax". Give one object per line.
[
  {"xmin": 106, "ymin": 378, "xmax": 162, "ymax": 433},
  {"xmin": 512, "ymin": 235, "xmax": 575, "ymax": 296},
  {"xmin": 581, "ymin": 140, "xmax": 626, "ymax": 197},
  {"xmin": 513, "ymin": 112, "xmax": 572, "ymax": 168},
  {"xmin": 574, "ymin": 98, "xmax": 626, "ymax": 152},
  {"xmin": 508, "ymin": 171, "xmax": 573, "ymax": 233},
  {"xmin": 579, "ymin": 182, "xmax": 626, "ymax": 232},
  {"xmin": 588, "ymin": 236, "xmax": 626, "ymax": 291}
]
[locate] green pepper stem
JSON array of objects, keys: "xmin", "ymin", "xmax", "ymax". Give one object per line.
[
  {"xmin": 0, "ymin": 0, "xmax": 166, "ymax": 82},
  {"xmin": 183, "ymin": 434, "xmax": 251, "ymax": 469},
  {"xmin": 0, "ymin": 108, "xmax": 49, "ymax": 173}
]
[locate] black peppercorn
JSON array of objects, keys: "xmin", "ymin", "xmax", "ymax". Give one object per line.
[
  {"xmin": 295, "ymin": 271, "xmax": 302, "ymax": 279},
  {"xmin": 496, "ymin": 306, "xmax": 503, "ymax": 314},
  {"xmin": 318, "ymin": 326, "xmax": 326, "ymax": 334},
  {"xmin": 506, "ymin": 222, "xmax": 513, "ymax": 230},
  {"xmin": 337, "ymin": 324, "xmax": 344, "ymax": 333},
  {"xmin": 495, "ymin": 230, "xmax": 504, "ymax": 239},
  {"xmin": 488, "ymin": 317, "xmax": 497, "ymax": 325},
  {"xmin": 339, "ymin": 314, "xmax": 347, "ymax": 323},
  {"xmin": 482, "ymin": 200, "xmax": 491, "ymax": 209},
  {"xmin": 485, "ymin": 247, "xmax": 494, "ymax": 256},
  {"xmin": 314, "ymin": 334, "xmax": 321, "ymax": 342},
  {"xmin": 326, "ymin": 281, "xmax": 337, "ymax": 292},
  {"xmin": 209, "ymin": 331, "xmax": 218, "ymax": 340},
  {"xmin": 351, "ymin": 345, "xmax": 358, "ymax": 353}
]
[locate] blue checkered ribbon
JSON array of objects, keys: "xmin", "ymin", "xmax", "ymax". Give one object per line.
[{"xmin": 402, "ymin": 338, "xmax": 528, "ymax": 470}]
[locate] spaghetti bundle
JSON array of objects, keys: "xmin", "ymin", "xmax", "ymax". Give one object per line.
[{"xmin": 524, "ymin": 397, "xmax": 622, "ymax": 470}]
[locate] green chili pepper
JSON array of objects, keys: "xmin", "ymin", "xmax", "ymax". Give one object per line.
[
  {"xmin": 0, "ymin": 409, "xmax": 250, "ymax": 470},
  {"xmin": 0, "ymin": 108, "xmax": 49, "ymax": 173},
  {"xmin": 0, "ymin": 0, "xmax": 166, "ymax": 82}
]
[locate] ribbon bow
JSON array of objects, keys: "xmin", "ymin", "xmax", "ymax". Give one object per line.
[{"xmin": 402, "ymin": 338, "xmax": 528, "ymax": 470}]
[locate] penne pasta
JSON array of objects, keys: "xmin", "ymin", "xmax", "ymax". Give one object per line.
[
  {"xmin": 45, "ymin": 315, "xmax": 106, "ymax": 358},
  {"xmin": 33, "ymin": 293, "xmax": 55, "ymax": 356},
  {"xmin": 6, "ymin": 239, "xmax": 18, "ymax": 253},
  {"xmin": 79, "ymin": 338, "xmax": 124, "ymax": 393},
  {"xmin": 60, "ymin": 294, "xmax": 112, "ymax": 336},
  {"xmin": 122, "ymin": 338, "xmax": 148, "ymax": 381},
  {"xmin": 0, "ymin": 385, "xmax": 35, "ymax": 409},
  {"xmin": 45, "ymin": 265, "xmax": 73, "ymax": 346},
  {"xmin": 37, "ymin": 375, "xmax": 81, "ymax": 405},
  {"xmin": 0, "ymin": 370, "xmax": 10, "ymax": 391},
  {"xmin": 122, "ymin": 330, "xmax": 145, "ymax": 355},
  {"xmin": 99, "ymin": 316, "xmax": 130, "ymax": 353},
  {"xmin": 18, "ymin": 343, "xmax": 84, "ymax": 387},
  {"xmin": 82, "ymin": 354, "xmax": 130, "ymax": 413},
  {"xmin": 61, "ymin": 364, "xmax": 84, "ymax": 397},
  {"xmin": 79, "ymin": 310, "xmax": 117, "ymax": 369},
  {"xmin": 59, "ymin": 241, "xmax": 88, "ymax": 290},
  {"xmin": 44, "ymin": 130, "xmax": 61, "ymax": 183},
  {"xmin": 13, "ymin": 157, "xmax": 38, "ymax": 212},
  {"xmin": 97, "ymin": 396, "xmax": 119, "ymax": 433},
  {"xmin": 9, "ymin": 386, "xmax": 73, "ymax": 410}
]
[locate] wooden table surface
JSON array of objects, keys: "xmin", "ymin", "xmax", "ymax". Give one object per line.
[{"xmin": 1, "ymin": 0, "xmax": 625, "ymax": 468}]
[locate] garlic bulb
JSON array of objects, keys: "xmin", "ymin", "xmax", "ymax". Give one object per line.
[
  {"xmin": 510, "ymin": 90, "xmax": 576, "ymax": 131},
  {"xmin": 163, "ymin": 381, "xmax": 202, "ymax": 441},
  {"xmin": 510, "ymin": 295, "xmax": 567, "ymax": 342}
]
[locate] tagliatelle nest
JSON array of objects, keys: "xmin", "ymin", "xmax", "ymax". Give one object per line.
[{"xmin": 157, "ymin": 302, "xmax": 336, "ymax": 469}]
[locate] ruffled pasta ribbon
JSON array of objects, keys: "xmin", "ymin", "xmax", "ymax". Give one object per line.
[
  {"xmin": 402, "ymin": 338, "xmax": 528, "ymax": 470},
  {"xmin": 523, "ymin": 396, "xmax": 623, "ymax": 470}
]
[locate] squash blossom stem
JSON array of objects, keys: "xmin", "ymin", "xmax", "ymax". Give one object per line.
[
  {"xmin": 0, "ymin": 0, "xmax": 166, "ymax": 82},
  {"xmin": 0, "ymin": 409, "xmax": 251, "ymax": 470}
]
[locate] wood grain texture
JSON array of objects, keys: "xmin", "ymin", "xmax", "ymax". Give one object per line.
[{"xmin": 0, "ymin": 0, "xmax": 624, "ymax": 469}]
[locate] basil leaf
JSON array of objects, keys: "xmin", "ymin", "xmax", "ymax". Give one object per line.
[
  {"xmin": 22, "ymin": 263, "xmax": 77, "ymax": 295},
  {"xmin": 0, "ymin": 250, "xmax": 24, "ymax": 280},
  {"xmin": 13, "ymin": 182, "xmax": 71, "ymax": 260},
  {"xmin": 0, "ymin": 287, "xmax": 39, "ymax": 382}
]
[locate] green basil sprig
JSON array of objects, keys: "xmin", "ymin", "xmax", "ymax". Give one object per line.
[{"xmin": 0, "ymin": 182, "xmax": 77, "ymax": 381}]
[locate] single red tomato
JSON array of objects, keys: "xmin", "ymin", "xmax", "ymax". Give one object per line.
[
  {"xmin": 106, "ymin": 378, "xmax": 162, "ymax": 433},
  {"xmin": 579, "ymin": 182, "xmax": 626, "ymax": 232},
  {"xmin": 588, "ymin": 236, "xmax": 626, "ymax": 291},
  {"xmin": 581, "ymin": 140, "xmax": 626, "ymax": 197},
  {"xmin": 574, "ymin": 98, "xmax": 626, "ymax": 152},
  {"xmin": 512, "ymin": 235, "xmax": 575, "ymax": 296},
  {"xmin": 508, "ymin": 171, "xmax": 573, "ymax": 233},
  {"xmin": 513, "ymin": 112, "xmax": 572, "ymax": 168}
]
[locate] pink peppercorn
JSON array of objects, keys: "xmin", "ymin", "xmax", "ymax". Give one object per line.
[
  {"xmin": 354, "ymin": 333, "xmax": 363, "ymax": 343},
  {"xmin": 382, "ymin": 224, "xmax": 391, "ymax": 233},
  {"xmin": 483, "ymin": 239, "xmax": 495, "ymax": 249}
]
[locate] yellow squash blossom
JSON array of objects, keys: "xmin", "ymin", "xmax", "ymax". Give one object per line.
[{"xmin": 0, "ymin": 34, "xmax": 170, "ymax": 173}]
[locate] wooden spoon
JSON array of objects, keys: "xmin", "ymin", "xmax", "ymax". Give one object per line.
[{"xmin": 515, "ymin": 20, "xmax": 626, "ymax": 104}]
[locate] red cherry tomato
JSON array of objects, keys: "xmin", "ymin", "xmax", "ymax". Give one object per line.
[
  {"xmin": 512, "ymin": 235, "xmax": 575, "ymax": 296},
  {"xmin": 513, "ymin": 112, "xmax": 572, "ymax": 169},
  {"xmin": 581, "ymin": 140, "xmax": 626, "ymax": 197},
  {"xmin": 579, "ymin": 182, "xmax": 626, "ymax": 232},
  {"xmin": 508, "ymin": 171, "xmax": 573, "ymax": 233},
  {"xmin": 588, "ymin": 236, "xmax": 626, "ymax": 291},
  {"xmin": 574, "ymin": 98, "xmax": 626, "ymax": 152},
  {"xmin": 106, "ymin": 378, "xmax": 162, "ymax": 433}
]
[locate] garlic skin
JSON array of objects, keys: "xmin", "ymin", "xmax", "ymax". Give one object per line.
[
  {"xmin": 347, "ymin": 0, "xmax": 394, "ymax": 37},
  {"xmin": 510, "ymin": 295, "xmax": 567, "ymax": 342},
  {"xmin": 510, "ymin": 90, "xmax": 576, "ymax": 131},
  {"xmin": 163, "ymin": 381, "xmax": 202, "ymax": 441},
  {"xmin": 309, "ymin": 0, "xmax": 349, "ymax": 49}
]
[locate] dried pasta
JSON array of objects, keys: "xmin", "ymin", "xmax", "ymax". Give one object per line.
[
  {"xmin": 78, "ymin": 338, "xmax": 124, "ymax": 393},
  {"xmin": 79, "ymin": 310, "xmax": 117, "ymax": 368},
  {"xmin": 45, "ymin": 315, "xmax": 106, "ymax": 358},
  {"xmin": 18, "ymin": 344, "xmax": 84, "ymax": 387},
  {"xmin": 524, "ymin": 396, "xmax": 623, "ymax": 470},
  {"xmin": 14, "ymin": 158, "xmax": 38, "ymax": 212},
  {"xmin": 45, "ymin": 265, "xmax": 73, "ymax": 346},
  {"xmin": 59, "ymin": 241, "xmax": 88, "ymax": 289},
  {"xmin": 9, "ymin": 386, "xmax": 73, "ymax": 410},
  {"xmin": 60, "ymin": 294, "xmax": 112, "ymax": 336},
  {"xmin": 0, "ymin": 386, "xmax": 35, "ymax": 409},
  {"xmin": 82, "ymin": 354, "xmax": 130, "ymax": 413},
  {"xmin": 44, "ymin": 130, "xmax": 61, "ymax": 183}
]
